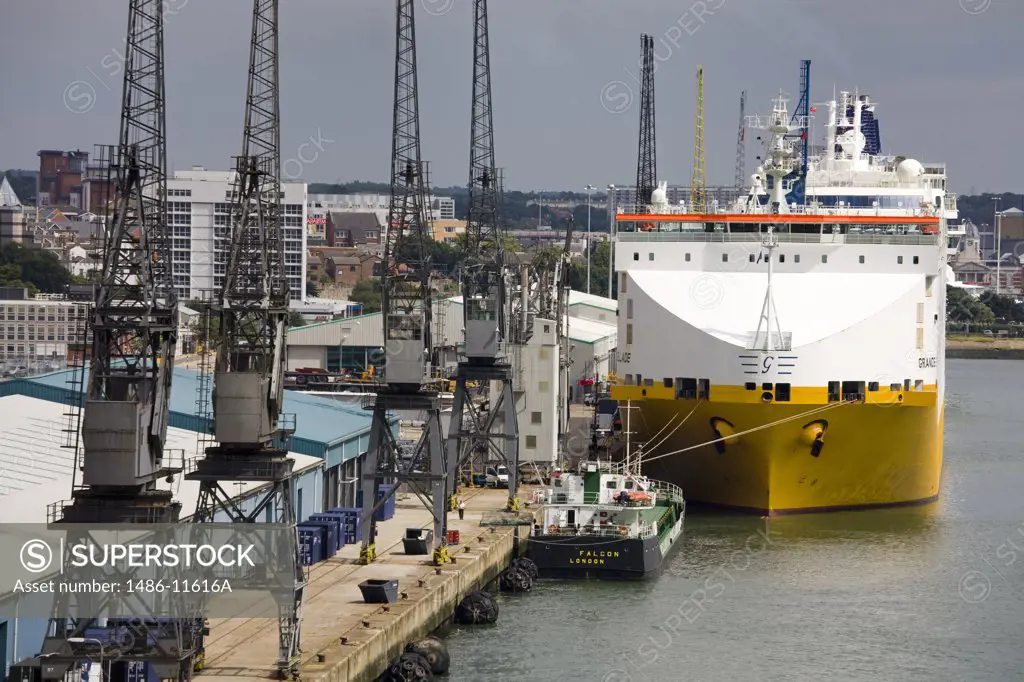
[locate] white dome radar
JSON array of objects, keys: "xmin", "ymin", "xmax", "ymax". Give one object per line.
[
  {"xmin": 897, "ymin": 158, "xmax": 924, "ymax": 184},
  {"xmin": 651, "ymin": 181, "xmax": 668, "ymax": 205}
]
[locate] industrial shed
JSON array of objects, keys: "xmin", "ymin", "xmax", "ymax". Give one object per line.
[
  {"xmin": 566, "ymin": 315, "xmax": 617, "ymax": 395},
  {"xmin": 287, "ymin": 292, "xmax": 620, "ymax": 381},
  {"xmin": 286, "ymin": 296, "xmax": 464, "ymax": 373},
  {"xmin": 567, "ymin": 290, "xmax": 618, "ymax": 325},
  {"xmin": 0, "ymin": 366, "xmax": 396, "ymax": 510},
  {"xmin": 0, "ymin": 394, "xmax": 326, "ymax": 674}
]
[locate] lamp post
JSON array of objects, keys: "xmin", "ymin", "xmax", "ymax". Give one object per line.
[
  {"xmin": 67, "ymin": 637, "xmax": 107, "ymax": 682},
  {"xmin": 606, "ymin": 184, "xmax": 617, "ymax": 299},
  {"xmin": 584, "ymin": 184, "xmax": 595, "ymax": 294},
  {"xmin": 993, "ymin": 196, "xmax": 1001, "ymax": 294}
]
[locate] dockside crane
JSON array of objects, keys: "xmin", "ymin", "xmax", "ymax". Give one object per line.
[
  {"xmin": 186, "ymin": 1, "xmax": 305, "ymax": 679},
  {"xmin": 34, "ymin": 1, "xmax": 199, "ymax": 679},
  {"xmin": 445, "ymin": 0, "xmax": 522, "ymax": 513},
  {"xmin": 359, "ymin": 0, "xmax": 450, "ymax": 567},
  {"xmin": 555, "ymin": 217, "xmax": 574, "ymax": 462},
  {"xmin": 635, "ymin": 33, "xmax": 657, "ymax": 210}
]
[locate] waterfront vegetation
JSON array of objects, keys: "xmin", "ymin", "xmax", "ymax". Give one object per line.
[{"xmin": 947, "ymin": 286, "xmax": 1024, "ymax": 326}]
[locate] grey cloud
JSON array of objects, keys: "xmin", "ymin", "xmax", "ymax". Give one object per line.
[{"xmin": 0, "ymin": 0, "xmax": 1019, "ymax": 192}]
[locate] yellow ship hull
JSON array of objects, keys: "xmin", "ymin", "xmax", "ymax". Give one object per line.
[{"xmin": 611, "ymin": 385, "xmax": 943, "ymax": 514}]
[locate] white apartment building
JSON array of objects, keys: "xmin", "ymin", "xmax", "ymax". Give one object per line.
[
  {"xmin": 307, "ymin": 193, "xmax": 455, "ymax": 237},
  {"xmin": 166, "ymin": 168, "xmax": 308, "ymax": 303}
]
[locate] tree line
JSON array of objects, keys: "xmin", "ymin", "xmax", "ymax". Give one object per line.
[{"xmin": 947, "ymin": 286, "xmax": 1024, "ymax": 326}]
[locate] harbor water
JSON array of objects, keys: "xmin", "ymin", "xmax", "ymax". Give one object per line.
[{"xmin": 442, "ymin": 359, "xmax": 1024, "ymax": 681}]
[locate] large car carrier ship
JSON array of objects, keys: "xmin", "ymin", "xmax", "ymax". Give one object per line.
[{"xmin": 609, "ymin": 89, "xmax": 961, "ymax": 514}]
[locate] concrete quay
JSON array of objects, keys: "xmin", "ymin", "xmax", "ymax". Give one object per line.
[{"xmin": 196, "ymin": 486, "xmax": 537, "ymax": 682}]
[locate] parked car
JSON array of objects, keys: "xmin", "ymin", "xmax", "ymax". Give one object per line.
[{"xmin": 485, "ymin": 465, "xmax": 509, "ymax": 488}]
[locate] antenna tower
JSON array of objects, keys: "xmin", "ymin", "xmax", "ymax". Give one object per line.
[
  {"xmin": 734, "ymin": 90, "xmax": 746, "ymax": 189},
  {"xmin": 690, "ymin": 65, "xmax": 708, "ymax": 213},
  {"xmin": 185, "ymin": 1, "xmax": 305, "ymax": 678},
  {"xmin": 36, "ymin": 0, "xmax": 199, "ymax": 678},
  {"xmin": 359, "ymin": 0, "xmax": 450, "ymax": 567},
  {"xmin": 784, "ymin": 59, "xmax": 811, "ymax": 205},
  {"xmin": 635, "ymin": 34, "xmax": 657, "ymax": 209}
]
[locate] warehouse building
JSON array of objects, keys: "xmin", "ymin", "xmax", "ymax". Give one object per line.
[
  {"xmin": 0, "ymin": 366, "xmax": 395, "ymax": 513},
  {"xmin": 286, "ymin": 292, "xmax": 617, "ymax": 460},
  {"xmin": 0, "ymin": 359, "xmax": 403, "ymax": 675},
  {"xmin": 567, "ymin": 315, "xmax": 617, "ymax": 396},
  {"xmin": 287, "ymin": 296, "xmax": 464, "ymax": 374},
  {"xmin": 287, "ymin": 292, "xmax": 616, "ymax": 378},
  {"xmin": 0, "ymin": 393, "xmax": 325, "ymax": 675},
  {"xmin": 567, "ymin": 290, "xmax": 618, "ymax": 325}
]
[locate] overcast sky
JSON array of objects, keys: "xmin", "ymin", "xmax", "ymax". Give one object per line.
[{"xmin": 1, "ymin": 0, "xmax": 1019, "ymax": 193}]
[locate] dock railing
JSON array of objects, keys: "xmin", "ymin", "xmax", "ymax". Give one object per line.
[
  {"xmin": 616, "ymin": 231, "xmax": 938, "ymax": 245},
  {"xmin": 646, "ymin": 479, "xmax": 686, "ymax": 506},
  {"xmin": 538, "ymin": 521, "xmax": 658, "ymax": 540},
  {"xmin": 545, "ymin": 491, "xmax": 656, "ymax": 509}
]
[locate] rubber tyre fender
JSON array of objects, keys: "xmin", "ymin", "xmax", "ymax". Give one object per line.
[{"xmin": 405, "ymin": 637, "xmax": 450, "ymax": 675}]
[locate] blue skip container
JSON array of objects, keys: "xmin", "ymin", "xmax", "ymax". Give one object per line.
[
  {"xmin": 307, "ymin": 514, "xmax": 345, "ymax": 553},
  {"xmin": 296, "ymin": 524, "xmax": 325, "ymax": 565},
  {"xmin": 328, "ymin": 507, "xmax": 364, "ymax": 544}
]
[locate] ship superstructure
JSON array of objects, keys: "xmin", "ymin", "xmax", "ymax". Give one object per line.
[
  {"xmin": 610, "ymin": 89, "xmax": 953, "ymax": 514},
  {"xmin": 529, "ymin": 463, "xmax": 685, "ymax": 579}
]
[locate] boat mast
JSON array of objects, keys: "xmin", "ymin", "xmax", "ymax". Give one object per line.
[
  {"xmin": 621, "ymin": 399, "xmax": 642, "ymax": 476},
  {"xmin": 753, "ymin": 226, "xmax": 783, "ymax": 351},
  {"xmin": 625, "ymin": 399, "xmax": 630, "ymax": 473}
]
